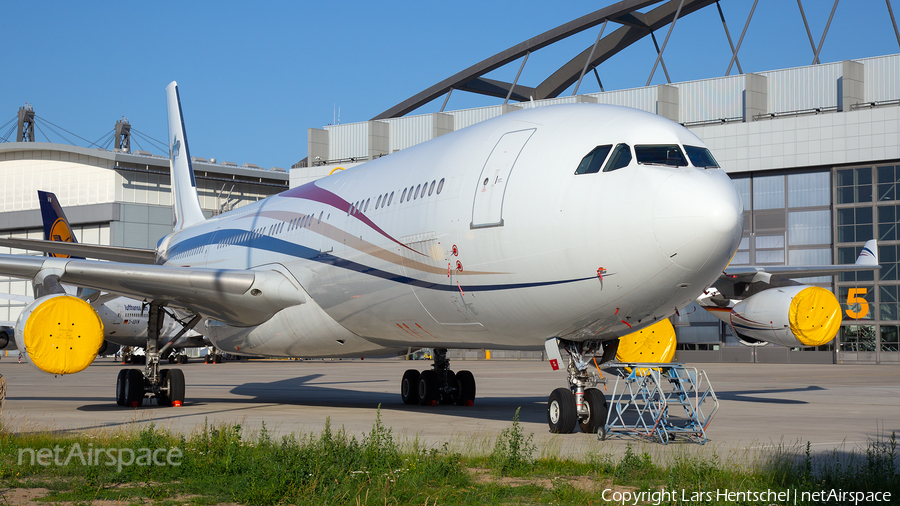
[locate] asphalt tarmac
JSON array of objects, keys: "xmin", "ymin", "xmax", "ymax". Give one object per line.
[{"xmin": 1, "ymin": 358, "xmax": 898, "ymax": 460}]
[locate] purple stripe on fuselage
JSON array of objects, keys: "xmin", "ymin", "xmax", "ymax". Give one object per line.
[{"xmin": 282, "ymin": 182, "xmax": 424, "ymax": 256}]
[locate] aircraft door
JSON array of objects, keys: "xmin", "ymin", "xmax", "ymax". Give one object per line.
[{"xmin": 471, "ymin": 129, "xmax": 535, "ymax": 228}]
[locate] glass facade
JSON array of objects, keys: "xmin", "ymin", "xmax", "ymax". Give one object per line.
[{"xmin": 835, "ymin": 164, "xmax": 900, "ymax": 363}]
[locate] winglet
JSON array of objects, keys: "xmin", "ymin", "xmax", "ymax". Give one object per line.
[
  {"xmin": 37, "ymin": 190, "xmax": 83, "ymax": 259},
  {"xmin": 857, "ymin": 240, "xmax": 879, "ymax": 266},
  {"xmin": 165, "ymin": 81, "xmax": 206, "ymax": 231}
]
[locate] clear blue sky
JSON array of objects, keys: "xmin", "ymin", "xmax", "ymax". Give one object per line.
[{"xmin": 1, "ymin": 1, "xmax": 898, "ymax": 169}]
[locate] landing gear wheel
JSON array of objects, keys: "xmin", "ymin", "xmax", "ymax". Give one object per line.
[
  {"xmin": 417, "ymin": 370, "xmax": 440, "ymax": 405},
  {"xmin": 167, "ymin": 355, "xmax": 176, "ymax": 364},
  {"xmin": 439, "ymin": 370, "xmax": 457, "ymax": 404},
  {"xmin": 158, "ymin": 369, "xmax": 185, "ymax": 407},
  {"xmin": 579, "ymin": 388, "xmax": 608, "ymax": 434},
  {"xmin": 204, "ymin": 354, "xmax": 212, "ymax": 364},
  {"xmin": 115, "ymin": 369, "xmax": 128, "ymax": 406},
  {"xmin": 123, "ymin": 369, "xmax": 145, "ymax": 407},
  {"xmin": 454, "ymin": 370, "xmax": 476, "ymax": 406},
  {"xmin": 213, "ymin": 354, "xmax": 223, "ymax": 364},
  {"xmin": 401, "ymin": 369, "xmax": 420, "ymax": 405},
  {"xmin": 178, "ymin": 355, "xmax": 189, "ymax": 365},
  {"xmin": 547, "ymin": 387, "xmax": 577, "ymax": 434}
]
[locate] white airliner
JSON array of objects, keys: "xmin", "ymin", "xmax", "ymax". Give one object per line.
[{"xmin": 0, "ymin": 82, "xmax": 876, "ymax": 432}]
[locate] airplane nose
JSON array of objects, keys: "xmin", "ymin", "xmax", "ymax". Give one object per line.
[{"xmin": 651, "ymin": 168, "xmax": 743, "ymax": 272}]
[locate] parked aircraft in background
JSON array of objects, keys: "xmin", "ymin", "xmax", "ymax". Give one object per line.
[
  {"xmin": 0, "ymin": 82, "xmax": 877, "ymax": 432},
  {"xmin": 0, "ymin": 191, "xmax": 212, "ymax": 368}
]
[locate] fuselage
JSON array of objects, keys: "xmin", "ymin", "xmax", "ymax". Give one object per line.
[{"xmin": 156, "ymin": 104, "xmax": 743, "ymax": 357}]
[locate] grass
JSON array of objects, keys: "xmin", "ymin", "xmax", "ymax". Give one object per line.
[{"xmin": 0, "ymin": 409, "xmax": 897, "ymax": 505}]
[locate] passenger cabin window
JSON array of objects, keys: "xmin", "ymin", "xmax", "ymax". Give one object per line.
[
  {"xmin": 635, "ymin": 145, "xmax": 687, "ymax": 167},
  {"xmin": 684, "ymin": 145, "xmax": 720, "ymax": 168},
  {"xmin": 603, "ymin": 144, "xmax": 632, "ymax": 172},
  {"xmin": 574, "ymin": 145, "xmax": 612, "ymax": 175}
]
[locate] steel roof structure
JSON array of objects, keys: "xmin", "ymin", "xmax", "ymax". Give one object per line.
[{"xmin": 373, "ymin": 0, "xmax": 900, "ymax": 120}]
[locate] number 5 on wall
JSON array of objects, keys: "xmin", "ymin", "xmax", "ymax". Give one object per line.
[{"xmin": 846, "ymin": 288, "xmax": 869, "ymax": 319}]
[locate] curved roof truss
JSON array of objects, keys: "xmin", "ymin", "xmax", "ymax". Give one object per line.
[{"xmin": 373, "ymin": 0, "xmax": 718, "ymax": 120}]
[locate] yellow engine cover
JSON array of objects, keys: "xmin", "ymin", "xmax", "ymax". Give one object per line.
[
  {"xmin": 616, "ymin": 319, "xmax": 677, "ymax": 363},
  {"xmin": 17, "ymin": 294, "xmax": 104, "ymax": 375},
  {"xmin": 789, "ymin": 286, "xmax": 842, "ymax": 347}
]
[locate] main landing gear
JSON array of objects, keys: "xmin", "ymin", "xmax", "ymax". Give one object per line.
[
  {"xmin": 115, "ymin": 302, "xmax": 201, "ymax": 408},
  {"xmin": 167, "ymin": 351, "xmax": 190, "ymax": 364},
  {"xmin": 546, "ymin": 339, "xmax": 610, "ymax": 434},
  {"xmin": 400, "ymin": 348, "xmax": 476, "ymax": 406}
]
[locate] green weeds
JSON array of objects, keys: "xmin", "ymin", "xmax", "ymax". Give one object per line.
[{"xmin": 0, "ymin": 412, "xmax": 897, "ymax": 505}]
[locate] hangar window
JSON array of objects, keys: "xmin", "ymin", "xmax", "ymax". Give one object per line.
[
  {"xmin": 684, "ymin": 145, "xmax": 720, "ymax": 168},
  {"xmin": 603, "ymin": 144, "xmax": 632, "ymax": 172},
  {"xmin": 437, "ymin": 178, "xmax": 445, "ymax": 194},
  {"xmin": 635, "ymin": 145, "xmax": 687, "ymax": 167},
  {"xmin": 574, "ymin": 144, "xmax": 612, "ymax": 175}
]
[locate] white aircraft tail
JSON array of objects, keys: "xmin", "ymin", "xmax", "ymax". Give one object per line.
[
  {"xmin": 165, "ymin": 81, "xmax": 206, "ymax": 231},
  {"xmin": 856, "ymin": 239, "xmax": 879, "ymax": 266}
]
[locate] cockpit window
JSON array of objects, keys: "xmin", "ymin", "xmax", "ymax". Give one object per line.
[
  {"xmin": 603, "ymin": 143, "xmax": 632, "ymax": 172},
  {"xmin": 574, "ymin": 145, "xmax": 612, "ymax": 175},
  {"xmin": 635, "ymin": 145, "xmax": 688, "ymax": 167},
  {"xmin": 684, "ymin": 145, "xmax": 720, "ymax": 168}
]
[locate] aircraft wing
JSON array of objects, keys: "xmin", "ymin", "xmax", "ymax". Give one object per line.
[
  {"xmin": 0, "ymin": 254, "xmax": 305, "ymax": 326},
  {"xmin": 0, "ymin": 237, "xmax": 157, "ymax": 264},
  {"xmin": 722, "ymin": 239, "xmax": 879, "ymax": 282}
]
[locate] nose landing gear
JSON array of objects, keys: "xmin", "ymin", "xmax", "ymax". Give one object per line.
[
  {"xmin": 546, "ymin": 339, "xmax": 609, "ymax": 434},
  {"xmin": 400, "ymin": 348, "xmax": 476, "ymax": 406}
]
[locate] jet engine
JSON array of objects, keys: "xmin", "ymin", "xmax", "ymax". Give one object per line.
[
  {"xmin": 0, "ymin": 326, "xmax": 14, "ymax": 349},
  {"xmin": 729, "ymin": 285, "xmax": 841, "ymax": 347},
  {"xmin": 15, "ymin": 294, "xmax": 105, "ymax": 374}
]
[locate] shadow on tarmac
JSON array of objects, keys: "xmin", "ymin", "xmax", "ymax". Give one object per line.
[
  {"xmin": 714, "ymin": 385, "xmax": 826, "ymax": 404},
  {"xmin": 65, "ymin": 373, "xmax": 550, "ymax": 426}
]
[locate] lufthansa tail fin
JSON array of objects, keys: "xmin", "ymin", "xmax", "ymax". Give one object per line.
[
  {"xmin": 857, "ymin": 239, "xmax": 879, "ymax": 266},
  {"xmin": 165, "ymin": 81, "xmax": 206, "ymax": 231},
  {"xmin": 37, "ymin": 190, "xmax": 84, "ymax": 259}
]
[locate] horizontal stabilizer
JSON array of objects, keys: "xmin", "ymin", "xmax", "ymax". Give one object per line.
[{"xmin": 0, "ymin": 237, "xmax": 157, "ymax": 264}]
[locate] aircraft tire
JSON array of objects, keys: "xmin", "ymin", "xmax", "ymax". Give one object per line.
[
  {"xmin": 547, "ymin": 388, "xmax": 577, "ymax": 434},
  {"xmin": 400, "ymin": 369, "xmax": 420, "ymax": 404},
  {"xmin": 417, "ymin": 370, "xmax": 440, "ymax": 405},
  {"xmin": 454, "ymin": 370, "xmax": 476, "ymax": 406},
  {"xmin": 178, "ymin": 355, "xmax": 188, "ymax": 365},
  {"xmin": 115, "ymin": 369, "xmax": 128, "ymax": 406},
  {"xmin": 204, "ymin": 354, "xmax": 211, "ymax": 364},
  {"xmin": 160, "ymin": 369, "xmax": 185, "ymax": 407},
  {"xmin": 214, "ymin": 354, "xmax": 223, "ymax": 364},
  {"xmin": 579, "ymin": 388, "xmax": 608, "ymax": 434},
  {"xmin": 123, "ymin": 369, "xmax": 144, "ymax": 408},
  {"xmin": 439, "ymin": 370, "xmax": 457, "ymax": 404},
  {"xmin": 167, "ymin": 355, "xmax": 176, "ymax": 364}
]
